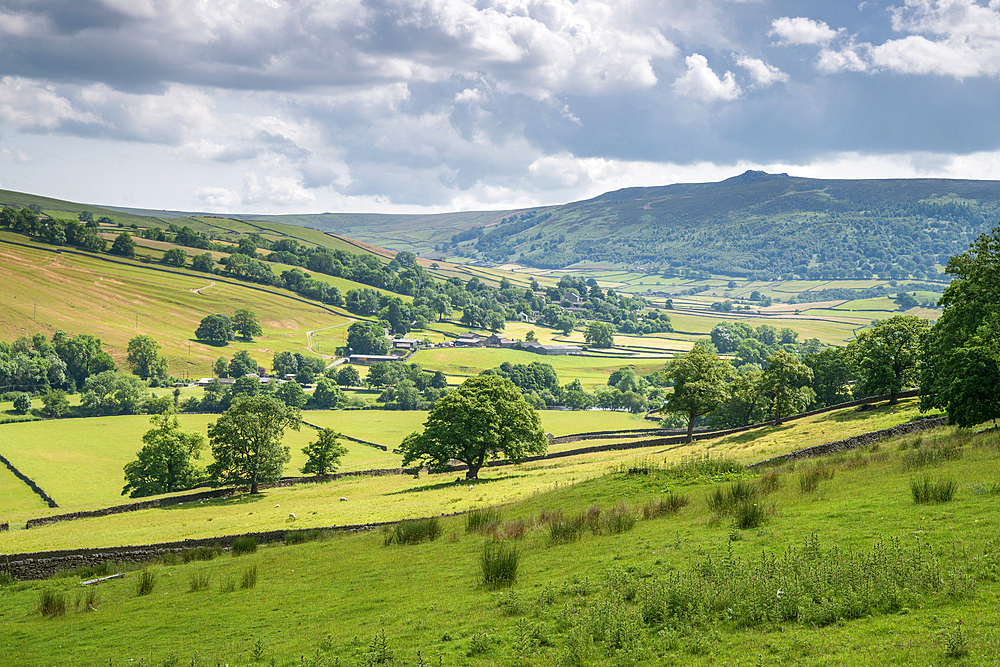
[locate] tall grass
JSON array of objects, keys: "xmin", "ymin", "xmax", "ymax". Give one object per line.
[
  {"xmin": 911, "ymin": 477, "xmax": 958, "ymax": 504},
  {"xmin": 383, "ymin": 518, "xmax": 442, "ymax": 546},
  {"xmin": 799, "ymin": 463, "xmax": 836, "ymax": 493},
  {"xmin": 189, "ymin": 572, "xmax": 211, "ymax": 592},
  {"xmin": 603, "ymin": 503, "xmax": 636, "ymax": 535},
  {"xmin": 466, "ymin": 507, "xmax": 502, "ymax": 533},
  {"xmin": 480, "ymin": 541, "xmax": 519, "ymax": 589},
  {"xmin": 638, "ymin": 534, "xmax": 973, "ymax": 630},
  {"xmin": 37, "ymin": 589, "xmax": 66, "ymax": 617},
  {"xmin": 241, "ymin": 565, "xmax": 258, "ymax": 589},
  {"xmin": 136, "ymin": 570, "xmax": 156, "ymax": 596},
  {"xmin": 642, "ymin": 493, "xmax": 689, "ymax": 519},
  {"xmin": 231, "ymin": 537, "xmax": 257, "ymax": 556}
]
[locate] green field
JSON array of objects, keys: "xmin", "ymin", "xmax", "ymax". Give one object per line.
[
  {"xmin": 409, "ymin": 347, "xmax": 668, "ymax": 389},
  {"xmin": 1, "ymin": 415, "xmax": 997, "ymax": 665},
  {"xmin": 0, "ymin": 236, "xmax": 361, "ymax": 377}
]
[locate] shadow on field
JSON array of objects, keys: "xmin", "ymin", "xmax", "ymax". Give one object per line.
[
  {"xmin": 159, "ymin": 493, "xmax": 268, "ymax": 511},
  {"xmin": 719, "ymin": 423, "xmax": 796, "ymax": 445},
  {"xmin": 388, "ymin": 474, "xmax": 525, "ymax": 495},
  {"xmin": 815, "ymin": 402, "xmax": 901, "ymax": 424}
]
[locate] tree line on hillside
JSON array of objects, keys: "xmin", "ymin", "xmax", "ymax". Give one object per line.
[
  {"xmin": 662, "ymin": 226, "xmax": 1000, "ymax": 437},
  {"xmin": 3, "ymin": 204, "xmax": 678, "ymax": 342}
]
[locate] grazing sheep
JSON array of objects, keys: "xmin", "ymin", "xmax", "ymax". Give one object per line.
[
  {"xmin": 288, "ymin": 512, "xmax": 296, "ymax": 519},
  {"xmin": 340, "ymin": 497, "xmax": 347, "ymax": 502},
  {"xmin": 469, "ymin": 485, "xmax": 473, "ymax": 491},
  {"xmin": 275, "ymin": 504, "xmax": 280, "ymax": 508}
]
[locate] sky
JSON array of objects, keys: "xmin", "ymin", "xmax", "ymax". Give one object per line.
[{"xmin": 2, "ymin": 0, "xmax": 1000, "ymax": 214}]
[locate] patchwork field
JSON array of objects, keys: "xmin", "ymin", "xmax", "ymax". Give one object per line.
[{"xmin": 0, "ymin": 235, "xmax": 357, "ymax": 377}]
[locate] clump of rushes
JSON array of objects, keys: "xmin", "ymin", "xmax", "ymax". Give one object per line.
[
  {"xmin": 466, "ymin": 507, "xmax": 502, "ymax": 533},
  {"xmin": 481, "ymin": 541, "xmax": 519, "ymax": 589},
  {"xmin": 383, "ymin": 517, "xmax": 442, "ymax": 546}
]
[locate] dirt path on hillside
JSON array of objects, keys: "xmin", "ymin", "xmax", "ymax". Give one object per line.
[
  {"xmin": 189, "ymin": 280, "xmax": 217, "ymax": 295},
  {"xmin": 306, "ymin": 322, "xmax": 351, "ymax": 366}
]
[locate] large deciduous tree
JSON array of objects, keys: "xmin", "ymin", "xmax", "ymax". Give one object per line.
[
  {"xmin": 207, "ymin": 394, "xmax": 301, "ymax": 494},
  {"xmin": 232, "ymin": 309, "xmax": 263, "ymax": 341},
  {"xmin": 347, "ymin": 320, "xmax": 390, "ymax": 355},
  {"xmin": 126, "ymin": 334, "xmax": 168, "ymax": 380},
  {"xmin": 921, "ymin": 226, "xmax": 1000, "ymax": 427},
  {"xmin": 584, "ymin": 321, "xmax": 615, "ymax": 348},
  {"xmin": 301, "ymin": 428, "xmax": 348, "ymax": 475},
  {"xmin": 110, "ymin": 232, "xmax": 137, "ymax": 258},
  {"xmin": 760, "ymin": 350, "xmax": 815, "ymax": 424},
  {"xmin": 400, "ymin": 375, "xmax": 547, "ymax": 479},
  {"xmin": 195, "ymin": 314, "xmax": 234, "ymax": 345},
  {"xmin": 122, "ymin": 412, "xmax": 205, "ymax": 498},
  {"xmin": 848, "ymin": 314, "xmax": 930, "ymax": 405},
  {"xmin": 661, "ymin": 342, "xmax": 736, "ymax": 442}
]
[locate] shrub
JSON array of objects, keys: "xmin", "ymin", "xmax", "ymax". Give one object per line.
[
  {"xmin": 136, "ymin": 570, "xmax": 156, "ymax": 596},
  {"xmin": 38, "ymin": 589, "xmax": 66, "ymax": 617},
  {"xmin": 911, "ymin": 477, "xmax": 958, "ymax": 504},
  {"xmin": 231, "ymin": 536, "xmax": 258, "ymax": 555},
  {"xmin": 241, "ymin": 565, "xmax": 258, "ymax": 589},
  {"xmin": 189, "ymin": 572, "xmax": 211, "ymax": 592},
  {"xmin": 383, "ymin": 518, "xmax": 442, "ymax": 546},
  {"xmin": 799, "ymin": 463, "xmax": 835, "ymax": 493},
  {"xmin": 182, "ymin": 545, "xmax": 222, "ymax": 562},
  {"xmin": 481, "ymin": 541, "xmax": 519, "ymax": 589},
  {"xmin": 604, "ymin": 503, "xmax": 637, "ymax": 535},
  {"xmin": 642, "ymin": 494, "xmax": 689, "ymax": 519},
  {"xmin": 733, "ymin": 501, "xmax": 767, "ymax": 529},
  {"xmin": 466, "ymin": 507, "xmax": 502, "ymax": 533}
]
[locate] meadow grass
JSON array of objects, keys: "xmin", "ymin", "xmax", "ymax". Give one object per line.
[
  {"xmin": 408, "ymin": 347, "xmax": 667, "ymax": 389},
  {"xmin": 0, "ymin": 399, "xmax": 944, "ymax": 548},
  {"xmin": 0, "ymin": 235, "xmax": 355, "ymax": 377},
  {"xmin": 1, "ymin": 426, "xmax": 998, "ymax": 665}
]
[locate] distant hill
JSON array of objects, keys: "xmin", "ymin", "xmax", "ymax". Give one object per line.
[
  {"xmin": 231, "ymin": 171, "xmax": 1000, "ymax": 279},
  {"xmin": 8, "ymin": 171, "xmax": 1000, "ymax": 279}
]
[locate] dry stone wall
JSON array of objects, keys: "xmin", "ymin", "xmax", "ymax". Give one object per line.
[
  {"xmin": 0, "ymin": 449, "xmax": 58, "ymax": 508},
  {"xmin": 746, "ymin": 416, "xmax": 947, "ymax": 469}
]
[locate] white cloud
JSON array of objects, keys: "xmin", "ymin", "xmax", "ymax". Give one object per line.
[
  {"xmin": 194, "ymin": 186, "xmax": 241, "ymax": 210},
  {"xmin": 734, "ymin": 55, "xmax": 789, "ymax": 86},
  {"xmin": 817, "ymin": 45, "xmax": 869, "ymax": 73},
  {"xmin": 672, "ymin": 53, "xmax": 741, "ymax": 102},
  {"xmin": 770, "ymin": 16, "xmax": 839, "ymax": 45},
  {"xmin": 454, "ymin": 88, "xmax": 486, "ymax": 104},
  {"xmin": 0, "ymin": 77, "xmax": 103, "ymax": 130},
  {"xmin": 242, "ymin": 172, "xmax": 315, "ymax": 207},
  {"xmin": 793, "ymin": 2, "xmax": 1000, "ymax": 79}
]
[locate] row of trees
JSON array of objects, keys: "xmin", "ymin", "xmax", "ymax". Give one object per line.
[
  {"xmin": 122, "ymin": 397, "xmax": 348, "ymax": 498},
  {"xmin": 661, "ymin": 225, "xmax": 1000, "ymax": 436},
  {"xmin": 1, "ymin": 330, "xmax": 169, "ymax": 396}
]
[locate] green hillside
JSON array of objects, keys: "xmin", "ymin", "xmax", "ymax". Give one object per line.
[
  {"xmin": 1, "ymin": 413, "xmax": 997, "ymax": 666},
  {"xmin": 210, "ymin": 173, "xmax": 1000, "ymax": 280}
]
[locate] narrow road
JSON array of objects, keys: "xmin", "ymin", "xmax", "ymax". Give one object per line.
[
  {"xmin": 189, "ymin": 280, "xmax": 217, "ymax": 295},
  {"xmin": 305, "ymin": 322, "xmax": 351, "ymax": 367}
]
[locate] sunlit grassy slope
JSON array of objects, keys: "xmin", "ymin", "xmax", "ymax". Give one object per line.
[
  {"xmin": 1, "ymin": 420, "xmax": 997, "ymax": 666},
  {"xmin": 0, "ymin": 398, "xmax": 931, "ymax": 552},
  {"xmin": 0, "ymin": 235, "xmax": 358, "ymax": 376}
]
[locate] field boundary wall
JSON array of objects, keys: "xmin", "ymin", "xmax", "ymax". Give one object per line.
[
  {"xmin": 746, "ymin": 416, "xmax": 948, "ymax": 468},
  {"xmin": 0, "ymin": 449, "xmax": 58, "ymax": 508}
]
